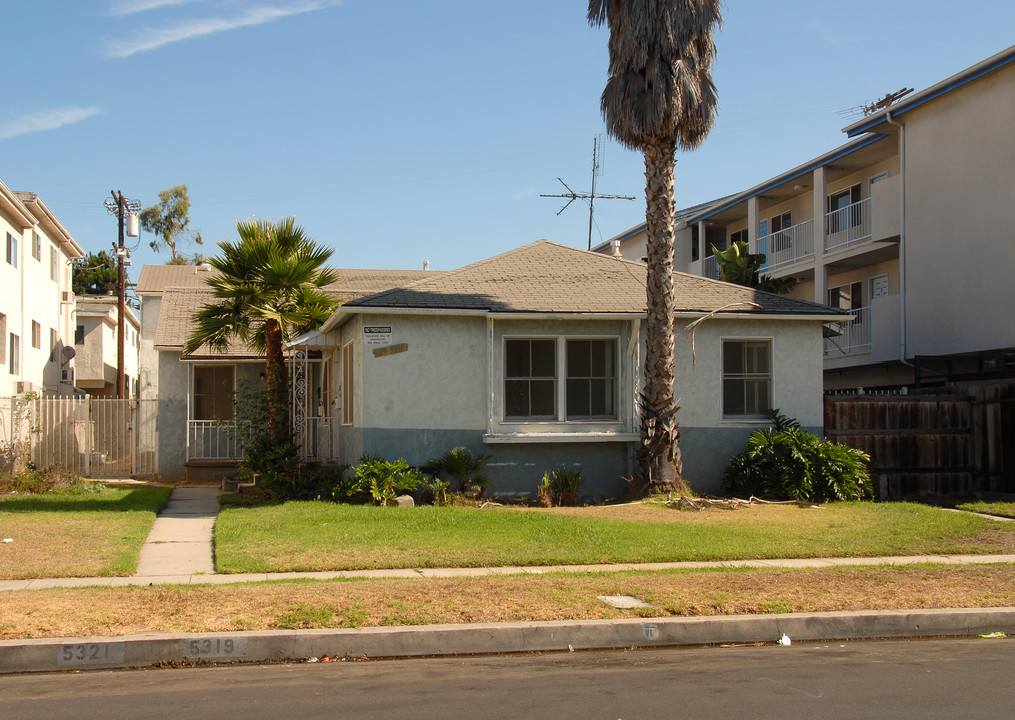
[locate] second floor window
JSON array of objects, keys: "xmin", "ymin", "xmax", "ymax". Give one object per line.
[
  {"xmin": 6, "ymin": 233, "xmax": 17, "ymax": 268},
  {"xmin": 31, "ymin": 321, "xmax": 41, "ymax": 349},
  {"xmin": 32, "ymin": 232, "xmax": 41, "ymax": 261}
]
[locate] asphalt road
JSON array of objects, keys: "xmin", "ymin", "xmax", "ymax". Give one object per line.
[{"xmin": 3, "ymin": 638, "xmax": 1014, "ymax": 720}]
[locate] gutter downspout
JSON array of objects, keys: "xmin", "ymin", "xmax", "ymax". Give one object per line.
[{"xmin": 885, "ymin": 109, "xmax": 913, "ymax": 376}]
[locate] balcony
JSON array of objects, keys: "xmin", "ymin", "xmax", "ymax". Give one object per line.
[
  {"xmin": 825, "ymin": 198, "xmax": 871, "ymax": 252},
  {"xmin": 824, "ymin": 306, "xmax": 871, "ymax": 356},
  {"xmin": 759, "ymin": 219, "xmax": 814, "ymax": 271},
  {"xmin": 701, "ymin": 254, "xmax": 721, "ymax": 280}
]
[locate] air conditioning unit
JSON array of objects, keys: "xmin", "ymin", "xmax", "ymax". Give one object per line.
[{"xmin": 15, "ymin": 381, "xmax": 33, "ymax": 394}]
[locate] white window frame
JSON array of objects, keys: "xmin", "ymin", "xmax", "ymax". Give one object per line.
[
  {"xmin": 721, "ymin": 337, "xmax": 773, "ymax": 421},
  {"xmin": 341, "ymin": 341, "xmax": 355, "ymax": 426},
  {"xmin": 502, "ymin": 335, "xmax": 620, "ymax": 424},
  {"xmin": 32, "ymin": 232, "xmax": 41, "ymax": 261}
]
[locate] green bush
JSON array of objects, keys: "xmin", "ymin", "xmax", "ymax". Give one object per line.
[
  {"xmin": 537, "ymin": 467, "xmax": 583, "ymax": 507},
  {"xmin": 426, "ymin": 447, "xmax": 492, "ymax": 494},
  {"xmin": 333, "ymin": 455, "xmax": 426, "ymax": 506},
  {"xmin": 722, "ymin": 411, "xmax": 872, "ymax": 502}
]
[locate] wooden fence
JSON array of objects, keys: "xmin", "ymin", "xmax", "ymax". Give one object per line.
[{"xmin": 824, "ymin": 384, "xmax": 1015, "ymax": 499}]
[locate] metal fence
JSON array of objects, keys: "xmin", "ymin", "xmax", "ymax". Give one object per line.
[{"xmin": 0, "ymin": 397, "xmax": 157, "ymax": 479}]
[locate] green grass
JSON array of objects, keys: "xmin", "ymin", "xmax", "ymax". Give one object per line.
[
  {"xmin": 956, "ymin": 501, "xmax": 1015, "ymax": 519},
  {"xmin": 213, "ymin": 501, "xmax": 1015, "ymax": 574},
  {"xmin": 0, "ymin": 487, "xmax": 172, "ymax": 579}
]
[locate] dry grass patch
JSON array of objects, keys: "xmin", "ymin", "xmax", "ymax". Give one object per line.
[{"xmin": 2, "ymin": 564, "xmax": 1014, "ymax": 640}]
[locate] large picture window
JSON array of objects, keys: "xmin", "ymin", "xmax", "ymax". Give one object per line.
[
  {"xmin": 193, "ymin": 365, "xmax": 234, "ymax": 421},
  {"xmin": 722, "ymin": 339, "xmax": 771, "ymax": 418},
  {"xmin": 505, "ymin": 337, "xmax": 618, "ymax": 421}
]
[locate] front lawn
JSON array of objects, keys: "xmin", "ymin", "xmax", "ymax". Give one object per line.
[
  {"xmin": 956, "ymin": 501, "xmax": 1015, "ymax": 520},
  {"xmin": 0, "ymin": 487, "xmax": 172, "ymax": 579},
  {"xmin": 213, "ymin": 501, "xmax": 1015, "ymax": 574}
]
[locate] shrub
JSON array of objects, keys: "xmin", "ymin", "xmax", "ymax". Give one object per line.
[
  {"xmin": 722, "ymin": 410, "xmax": 872, "ymax": 502},
  {"xmin": 537, "ymin": 467, "xmax": 583, "ymax": 507},
  {"xmin": 426, "ymin": 447, "xmax": 492, "ymax": 495},
  {"xmin": 333, "ymin": 455, "xmax": 426, "ymax": 506}
]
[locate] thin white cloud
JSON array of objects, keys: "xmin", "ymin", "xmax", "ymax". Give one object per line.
[
  {"xmin": 104, "ymin": 1, "xmax": 337, "ymax": 58},
  {"xmin": 109, "ymin": 0, "xmax": 205, "ymax": 17},
  {"xmin": 0, "ymin": 107, "xmax": 102, "ymax": 140}
]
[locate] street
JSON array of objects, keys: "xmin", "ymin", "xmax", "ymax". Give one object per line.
[{"xmin": 2, "ymin": 638, "xmax": 1013, "ymax": 719}]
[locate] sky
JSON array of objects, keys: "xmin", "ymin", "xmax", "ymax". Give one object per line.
[{"xmin": 3, "ymin": 1, "xmax": 1014, "ymax": 285}]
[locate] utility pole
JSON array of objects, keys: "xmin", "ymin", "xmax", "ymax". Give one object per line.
[
  {"xmin": 541, "ymin": 136, "xmax": 635, "ymax": 250},
  {"xmin": 104, "ymin": 191, "xmax": 140, "ymax": 399}
]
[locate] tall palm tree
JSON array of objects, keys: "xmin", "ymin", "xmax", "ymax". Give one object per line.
[
  {"xmin": 184, "ymin": 217, "xmax": 339, "ymax": 441},
  {"xmin": 589, "ymin": 0, "xmax": 722, "ymax": 496}
]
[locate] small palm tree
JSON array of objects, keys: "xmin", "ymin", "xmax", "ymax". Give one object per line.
[
  {"xmin": 427, "ymin": 447, "xmax": 492, "ymax": 494},
  {"xmin": 589, "ymin": 0, "xmax": 722, "ymax": 496},
  {"xmin": 184, "ymin": 217, "xmax": 339, "ymax": 441}
]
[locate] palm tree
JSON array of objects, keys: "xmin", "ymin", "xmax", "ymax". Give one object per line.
[
  {"xmin": 588, "ymin": 0, "xmax": 722, "ymax": 496},
  {"xmin": 184, "ymin": 217, "xmax": 339, "ymax": 441}
]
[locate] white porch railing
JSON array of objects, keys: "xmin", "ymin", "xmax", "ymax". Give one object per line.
[
  {"xmin": 824, "ymin": 306, "xmax": 872, "ymax": 355},
  {"xmin": 825, "ymin": 198, "xmax": 871, "ymax": 251},
  {"xmin": 187, "ymin": 420, "xmax": 250, "ymax": 460},
  {"xmin": 701, "ymin": 254, "xmax": 721, "ymax": 280},
  {"xmin": 186, "ymin": 418, "xmax": 337, "ymax": 461},
  {"xmin": 759, "ymin": 219, "xmax": 814, "ymax": 271}
]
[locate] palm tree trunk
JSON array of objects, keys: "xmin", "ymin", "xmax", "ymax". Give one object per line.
[
  {"xmin": 634, "ymin": 136, "xmax": 688, "ymax": 497},
  {"xmin": 264, "ymin": 319, "xmax": 288, "ymax": 443}
]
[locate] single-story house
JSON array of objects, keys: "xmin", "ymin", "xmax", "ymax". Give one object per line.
[{"xmin": 139, "ymin": 241, "xmax": 846, "ymax": 497}]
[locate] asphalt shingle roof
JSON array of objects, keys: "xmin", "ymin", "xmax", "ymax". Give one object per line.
[{"xmin": 345, "ymin": 240, "xmax": 844, "ymax": 317}]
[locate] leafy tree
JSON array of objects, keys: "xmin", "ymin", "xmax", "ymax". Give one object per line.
[
  {"xmin": 72, "ymin": 251, "xmax": 118, "ymax": 295},
  {"xmin": 140, "ymin": 185, "xmax": 202, "ymax": 263},
  {"xmin": 589, "ymin": 0, "xmax": 722, "ymax": 496},
  {"xmin": 713, "ymin": 241, "xmax": 797, "ymax": 294},
  {"xmin": 183, "ymin": 217, "xmax": 339, "ymax": 443}
]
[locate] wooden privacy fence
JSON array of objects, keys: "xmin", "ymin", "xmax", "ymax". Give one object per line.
[
  {"xmin": 0, "ymin": 397, "xmax": 158, "ymax": 479},
  {"xmin": 824, "ymin": 384, "xmax": 1015, "ymax": 499}
]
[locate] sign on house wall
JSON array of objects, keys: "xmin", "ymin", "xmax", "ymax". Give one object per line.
[{"xmin": 363, "ymin": 326, "xmax": 392, "ymax": 346}]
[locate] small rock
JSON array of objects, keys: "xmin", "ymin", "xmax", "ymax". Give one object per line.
[{"xmin": 394, "ymin": 495, "xmax": 415, "ymax": 508}]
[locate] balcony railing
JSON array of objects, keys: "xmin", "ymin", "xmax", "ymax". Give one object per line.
[
  {"xmin": 824, "ymin": 306, "xmax": 871, "ymax": 355},
  {"xmin": 825, "ymin": 198, "xmax": 871, "ymax": 252},
  {"xmin": 701, "ymin": 254, "xmax": 721, "ymax": 280},
  {"xmin": 759, "ymin": 219, "xmax": 814, "ymax": 271}
]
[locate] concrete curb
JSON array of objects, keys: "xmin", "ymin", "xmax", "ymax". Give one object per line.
[{"xmin": 2, "ymin": 607, "xmax": 1014, "ymax": 675}]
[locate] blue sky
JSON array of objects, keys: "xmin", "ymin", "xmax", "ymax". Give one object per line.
[{"xmin": 3, "ymin": 1, "xmax": 1013, "ymax": 278}]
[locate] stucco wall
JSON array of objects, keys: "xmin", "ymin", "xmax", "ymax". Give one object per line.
[
  {"xmin": 672, "ymin": 316, "xmax": 824, "ymax": 493},
  {"xmin": 903, "ymin": 64, "xmax": 1015, "ymax": 358},
  {"xmin": 157, "ymin": 349, "xmax": 188, "ymax": 480}
]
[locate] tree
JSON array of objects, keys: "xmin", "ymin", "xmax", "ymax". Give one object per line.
[
  {"xmin": 713, "ymin": 241, "xmax": 797, "ymax": 294},
  {"xmin": 183, "ymin": 218, "xmax": 339, "ymax": 442},
  {"xmin": 72, "ymin": 251, "xmax": 118, "ymax": 295},
  {"xmin": 589, "ymin": 0, "xmax": 723, "ymax": 496},
  {"xmin": 140, "ymin": 185, "xmax": 202, "ymax": 262}
]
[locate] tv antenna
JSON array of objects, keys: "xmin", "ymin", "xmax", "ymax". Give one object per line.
[
  {"xmin": 862, "ymin": 87, "xmax": 914, "ymax": 116},
  {"xmin": 541, "ymin": 135, "xmax": 635, "ymax": 250}
]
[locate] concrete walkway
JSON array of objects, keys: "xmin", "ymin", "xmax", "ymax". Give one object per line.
[{"xmin": 134, "ymin": 486, "xmax": 221, "ymax": 578}]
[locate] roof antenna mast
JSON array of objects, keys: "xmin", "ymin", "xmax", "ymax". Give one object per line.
[{"xmin": 541, "ymin": 135, "xmax": 634, "ymax": 250}]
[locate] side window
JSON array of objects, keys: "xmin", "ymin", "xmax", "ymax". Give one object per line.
[
  {"xmin": 722, "ymin": 339, "xmax": 771, "ymax": 419},
  {"xmin": 6, "ymin": 233, "xmax": 18, "ymax": 268},
  {"xmin": 341, "ymin": 342, "xmax": 355, "ymax": 425},
  {"xmin": 192, "ymin": 365, "xmax": 235, "ymax": 421}
]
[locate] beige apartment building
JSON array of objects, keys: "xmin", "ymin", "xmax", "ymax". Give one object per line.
[
  {"xmin": 599, "ymin": 45, "xmax": 1015, "ymax": 391},
  {"xmin": 73, "ymin": 296, "xmax": 141, "ymax": 397}
]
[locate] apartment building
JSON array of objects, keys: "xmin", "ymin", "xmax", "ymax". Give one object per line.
[
  {"xmin": 73, "ymin": 296, "xmax": 140, "ymax": 397},
  {"xmin": 0, "ymin": 178, "xmax": 84, "ymax": 396},
  {"xmin": 599, "ymin": 45, "xmax": 1015, "ymax": 391}
]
